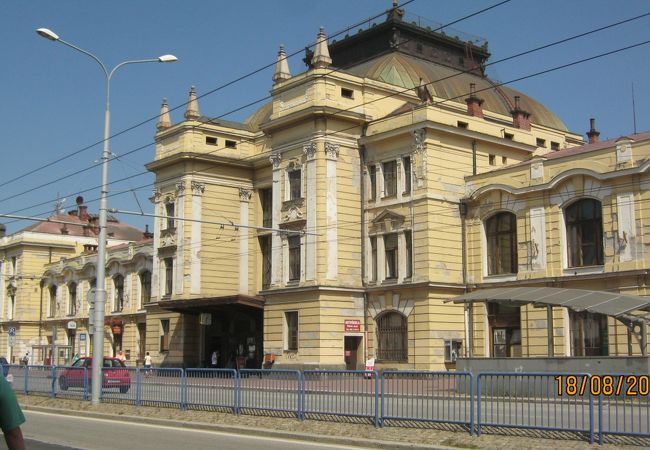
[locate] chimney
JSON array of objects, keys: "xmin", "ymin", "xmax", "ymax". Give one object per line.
[
  {"xmin": 511, "ymin": 96, "xmax": 531, "ymax": 131},
  {"xmin": 143, "ymin": 224, "xmax": 154, "ymax": 239},
  {"xmin": 76, "ymin": 196, "xmax": 90, "ymax": 222},
  {"xmin": 587, "ymin": 118, "xmax": 600, "ymax": 144},
  {"xmin": 465, "ymin": 83, "xmax": 484, "ymax": 118}
]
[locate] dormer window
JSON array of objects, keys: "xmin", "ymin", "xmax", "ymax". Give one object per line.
[
  {"xmin": 206, "ymin": 136, "xmax": 217, "ymax": 146},
  {"xmin": 341, "ymin": 88, "xmax": 354, "ymax": 99},
  {"xmin": 225, "ymin": 140, "xmax": 237, "ymax": 149}
]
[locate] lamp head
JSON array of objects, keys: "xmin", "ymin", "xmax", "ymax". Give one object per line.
[
  {"xmin": 158, "ymin": 54, "xmax": 178, "ymax": 63},
  {"xmin": 36, "ymin": 28, "xmax": 59, "ymax": 41}
]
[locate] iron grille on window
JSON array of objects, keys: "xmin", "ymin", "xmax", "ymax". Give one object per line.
[
  {"xmin": 486, "ymin": 212, "xmax": 518, "ymax": 275},
  {"xmin": 288, "ymin": 235, "xmax": 301, "ymax": 281},
  {"xmin": 383, "ymin": 161, "xmax": 397, "ymax": 197},
  {"xmin": 376, "ymin": 312, "xmax": 407, "ymax": 361},
  {"xmin": 566, "ymin": 199, "xmax": 603, "ymax": 267}
]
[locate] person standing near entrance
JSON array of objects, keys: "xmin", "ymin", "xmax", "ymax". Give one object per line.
[
  {"xmin": 0, "ymin": 374, "xmax": 25, "ymax": 450},
  {"xmin": 210, "ymin": 350, "xmax": 219, "ymax": 368},
  {"xmin": 143, "ymin": 352, "xmax": 152, "ymax": 377}
]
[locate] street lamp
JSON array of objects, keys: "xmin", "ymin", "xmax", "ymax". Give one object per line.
[{"xmin": 36, "ymin": 27, "xmax": 177, "ymax": 405}]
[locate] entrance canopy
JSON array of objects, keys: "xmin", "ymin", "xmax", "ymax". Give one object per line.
[
  {"xmin": 159, "ymin": 294, "xmax": 264, "ymax": 313},
  {"xmin": 451, "ymin": 287, "xmax": 650, "ymax": 320}
]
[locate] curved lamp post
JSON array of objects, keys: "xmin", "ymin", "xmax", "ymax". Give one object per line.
[{"xmin": 36, "ymin": 27, "xmax": 177, "ymax": 405}]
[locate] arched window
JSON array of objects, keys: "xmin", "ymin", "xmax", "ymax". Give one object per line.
[
  {"xmin": 140, "ymin": 271, "xmax": 152, "ymax": 306},
  {"xmin": 565, "ymin": 199, "xmax": 603, "ymax": 267},
  {"xmin": 49, "ymin": 285, "xmax": 57, "ymax": 318},
  {"xmin": 68, "ymin": 283, "xmax": 77, "ymax": 316},
  {"xmin": 485, "ymin": 212, "xmax": 518, "ymax": 275},
  {"xmin": 376, "ymin": 311, "xmax": 407, "ymax": 361},
  {"xmin": 113, "ymin": 275, "xmax": 124, "ymax": 312}
]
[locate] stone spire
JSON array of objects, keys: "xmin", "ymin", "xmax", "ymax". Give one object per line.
[
  {"xmin": 273, "ymin": 44, "xmax": 291, "ymax": 83},
  {"xmin": 156, "ymin": 98, "xmax": 172, "ymax": 130},
  {"xmin": 184, "ymin": 86, "xmax": 200, "ymax": 121},
  {"xmin": 311, "ymin": 26, "xmax": 332, "ymax": 69}
]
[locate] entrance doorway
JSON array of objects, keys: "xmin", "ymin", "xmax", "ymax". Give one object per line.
[
  {"xmin": 344, "ymin": 336, "xmax": 362, "ymax": 370},
  {"xmin": 202, "ymin": 306, "xmax": 263, "ymax": 369}
]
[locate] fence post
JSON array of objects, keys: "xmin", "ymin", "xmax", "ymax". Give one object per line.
[
  {"xmin": 299, "ymin": 371, "xmax": 304, "ymax": 421},
  {"xmin": 234, "ymin": 370, "xmax": 240, "ymax": 415},
  {"xmin": 23, "ymin": 366, "xmax": 29, "ymax": 396},
  {"xmin": 136, "ymin": 368, "xmax": 142, "ymax": 407},
  {"xmin": 598, "ymin": 393, "xmax": 603, "ymax": 445},
  {"xmin": 588, "ymin": 390, "xmax": 594, "ymax": 444},
  {"xmin": 51, "ymin": 366, "xmax": 56, "ymax": 398},
  {"xmin": 374, "ymin": 370, "xmax": 380, "ymax": 428},
  {"xmin": 469, "ymin": 373, "xmax": 475, "ymax": 436},
  {"xmin": 181, "ymin": 369, "xmax": 187, "ymax": 411},
  {"xmin": 379, "ymin": 371, "xmax": 385, "ymax": 428},
  {"xmin": 476, "ymin": 374, "xmax": 482, "ymax": 436},
  {"xmin": 83, "ymin": 367, "xmax": 88, "ymax": 401}
]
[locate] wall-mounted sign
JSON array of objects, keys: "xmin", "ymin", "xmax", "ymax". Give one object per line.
[
  {"xmin": 67, "ymin": 321, "xmax": 77, "ymax": 330},
  {"xmin": 344, "ymin": 320, "xmax": 361, "ymax": 332}
]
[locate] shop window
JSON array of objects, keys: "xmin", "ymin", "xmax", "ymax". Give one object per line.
[
  {"xmin": 159, "ymin": 319, "xmax": 170, "ymax": 352},
  {"xmin": 570, "ymin": 310, "xmax": 608, "ymax": 356},
  {"xmin": 488, "ymin": 303, "xmax": 521, "ymax": 357},
  {"xmin": 113, "ymin": 275, "xmax": 124, "ymax": 312},
  {"xmin": 376, "ymin": 311, "xmax": 407, "ymax": 361},
  {"xmin": 485, "ymin": 212, "xmax": 518, "ymax": 275},
  {"xmin": 68, "ymin": 283, "xmax": 77, "ymax": 316},
  {"xmin": 384, "ymin": 233, "xmax": 398, "ymax": 280},
  {"xmin": 285, "ymin": 311, "xmax": 298, "ymax": 351},
  {"xmin": 444, "ymin": 339, "xmax": 463, "ymax": 362},
  {"xmin": 140, "ymin": 271, "xmax": 152, "ymax": 305},
  {"xmin": 288, "ymin": 235, "xmax": 301, "ymax": 281},
  {"xmin": 403, "ymin": 156, "xmax": 411, "ymax": 194},
  {"xmin": 565, "ymin": 199, "xmax": 603, "ymax": 267},
  {"xmin": 383, "ymin": 161, "xmax": 397, "ymax": 197}
]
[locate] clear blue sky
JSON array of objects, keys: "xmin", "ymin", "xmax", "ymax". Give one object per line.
[{"xmin": 1, "ymin": 0, "xmax": 648, "ymax": 234}]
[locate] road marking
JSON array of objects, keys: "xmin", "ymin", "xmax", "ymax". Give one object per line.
[{"xmin": 25, "ymin": 411, "xmax": 375, "ymax": 450}]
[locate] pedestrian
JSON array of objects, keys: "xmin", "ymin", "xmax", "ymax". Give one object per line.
[
  {"xmin": 143, "ymin": 352, "xmax": 152, "ymax": 377},
  {"xmin": 0, "ymin": 373, "xmax": 25, "ymax": 450},
  {"xmin": 210, "ymin": 350, "xmax": 219, "ymax": 368},
  {"xmin": 116, "ymin": 350, "xmax": 126, "ymax": 362},
  {"xmin": 71, "ymin": 353, "xmax": 80, "ymax": 365},
  {"xmin": 20, "ymin": 353, "xmax": 28, "ymax": 367}
]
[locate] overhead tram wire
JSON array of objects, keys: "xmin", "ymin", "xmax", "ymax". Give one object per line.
[
  {"xmin": 0, "ymin": 0, "xmax": 509, "ymax": 207},
  {"xmin": 0, "ymin": 1, "xmax": 418, "ymax": 191},
  {"xmin": 6, "ymin": 6, "xmax": 648, "ymax": 219}
]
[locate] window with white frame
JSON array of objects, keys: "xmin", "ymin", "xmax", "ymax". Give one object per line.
[
  {"xmin": 565, "ymin": 199, "xmax": 603, "ymax": 267},
  {"xmin": 140, "ymin": 271, "xmax": 152, "ymax": 306},
  {"xmin": 444, "ymin": 339, "xmax": 463, "ymax": 362},
  {"xmin": 384, "ymin": 233, "xmax": 398, "ymax": 280},
  {"xmin": 382, "ymin": 161, "xmax": 397, "ymax": 197},
  {"xmin": 284, "ymin": 311, "xmax": 299, "ymax": 351}
]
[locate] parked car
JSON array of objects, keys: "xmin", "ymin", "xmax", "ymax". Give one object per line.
[
  {"xmin": 0, "ymin": 357, "xmax": 8, "ymax": 377},
  {"xmin": 58, "ymin": 357, "xmax": 131, "ymax": 393}
]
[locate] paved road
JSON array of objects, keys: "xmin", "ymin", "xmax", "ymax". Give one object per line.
[{"xmin": 18, "ymin": 411, "xmax": 377, "ymax": 450}]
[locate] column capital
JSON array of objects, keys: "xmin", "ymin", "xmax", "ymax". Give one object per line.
[
  {"xmin": 413, "ymin": 129, "xmax": 426, "ymax": 153},
  {"xmin": 239, "ymin": 188, "xmax": 253, "ymax": 202},
  {"xmin": 324, "ymin": 142, "xmax": 340, "ymax": 160},
  {"xmin": 303, "ymin": 142, "xmax": 317, "ymax": 161},
  {"xmin": 149, "ymin": 188, "xmax": 162, "ymax": 204},
  {"xmin": 175, "ymin": 181, "xmax": 186, "ymax": 196},
  {"xmin": 269, "ymin": 151, "xmax": 282, "ymax": 169},
  {"xmin": 191, "ymin": 181, "xmax": 205, "ymax": 196}
]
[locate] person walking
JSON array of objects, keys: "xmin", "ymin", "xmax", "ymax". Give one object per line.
[
  {"xmin": 0, "ymin": 374, "xmax": 25, "ymax": 450},
  {"xmin": 143, "ymin": 352, "xmax": 152, "ymax": 377},
  {"xmin": 116, "ymin": 351, "xmax": 126, "ymax": 363},
  {"xmin": 210, "ymin": 350, "xmax": 219, "ymax": 368}
]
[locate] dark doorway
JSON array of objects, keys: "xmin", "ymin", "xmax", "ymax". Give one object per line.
[
  {"xmin": 344, "ymin": 336, "xmax": 362, "ymax": 370},
  {"xmin": 202, "ymin": 306, "xmax": 263, "ymax": 369},
  {"xmin": 137, "ymin": 322, "xmax": 146, "ymax": 362}
]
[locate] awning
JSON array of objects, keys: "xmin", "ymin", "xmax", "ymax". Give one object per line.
[
  {"xmin": 158, "ymin": 294, "xmax": 264, "ymax": 313},
  {"xmin": 450, "ymin": 287, "xmax": 650, "ymax": 319}
]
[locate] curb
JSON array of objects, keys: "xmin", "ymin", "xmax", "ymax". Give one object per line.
[{"xmin": 22, "ymin": 404, "xmax": 457, "ymax": 450}]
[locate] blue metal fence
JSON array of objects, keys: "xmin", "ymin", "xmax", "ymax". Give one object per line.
[
  {"xmin": 303, "ymin": 370, "xmax": 379, "ymax": 426},
  {"xmin": 10, "ymin": 366, "xmax": 650, "ymax": 445},
  {"xmin": 382, "ymin": 371, "xmax": 473, "ymax": 431}
]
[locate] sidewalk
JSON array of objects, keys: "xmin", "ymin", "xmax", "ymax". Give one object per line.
[{"xmin": 17, "ymin": 395, "xmax": 645, "ymax": 450}]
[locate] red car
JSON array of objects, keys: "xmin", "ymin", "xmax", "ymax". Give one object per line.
[{"xmin": 58, "ymin": 357, "xmax": 131, "ymax": 393}]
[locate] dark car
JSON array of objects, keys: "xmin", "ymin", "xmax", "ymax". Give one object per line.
[
  {"xmin": 0, "ymin": 357, "xmax": 8, "ymax": 377},
  {"xmin": 58, "ymin": 357, "xmax": 131, "ymax": 393}
]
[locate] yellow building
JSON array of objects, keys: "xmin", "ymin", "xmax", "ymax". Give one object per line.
[
  {"xmin": 147, "ymin": 5, "xmax": 597, "ymax": 370},
  {"xmin": 461, "ymin": 128, "xmax": 650, "ymax": 360},
  {"xmin": 0, "ymin": 199, "xmax": 147, "ymax": 365}
]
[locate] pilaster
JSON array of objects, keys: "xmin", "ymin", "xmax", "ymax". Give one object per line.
[
  {"xmin": 190, "ymin": 181, "xmax": 205, "ymax": 294},
  {"xmin": 303, "ymin": 142, "xmax": 317, "ymax": 281},
  {"xmin": 239, "ymin": 188, "xmax": 252, "ymax": 294},
  {"xmin": 175, "ymin": 181, "xmax": 186, "ymax": 295},
  {"xmin": 325, "ymin": 142, "xmax": 339, "ymax": 280},
  {"xmin": 270, "ymin": 152, "xmax": 283, "ymax": 286}
]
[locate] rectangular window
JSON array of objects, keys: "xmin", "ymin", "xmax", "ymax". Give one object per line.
[
  {"xmin": 11, "ymin": 257, "xmax": 17, "ymax": 275},
  {"xmin": 68, "ymin": 284, "xmax": 77, "ymax": 316},
  {"xmin": 288, "ymin": 169, "xmax": 301, "ymax": 200},
  {"xmin": 160, "ymin": 319, "xmax": 170, "ymax": 352},
  {"xmin": 49, "ymin": 286, "xmax": 57, "ymax": 318},
  {"xmin": 384, "ymin": 233, "xmax": 398, "ymax": 280},
  {"xmin": 368, "ymin": 165, "xmax": 377, "ymax": 201},
  {"xmin": 259, "ymin": 235, "xmax": 272, "ymax": 289},
  {"xmin": 551, "ymin": 141, "xmax": 560, "ymax": 151},
  {"xmin": 114, "ymin": 276, "xmax": 124, "ymax": 312},
  {"xmin": 260, "ymin": 188, "xmax": 272, "ymax": 228},
  {"xmin": 341, "ymin": 88, "xmax": 354, "ymax": 99},
  {"xmin": 285, "ymin": 311, "xmax": 298, "ymax": 351},
  {"xmin": 457, "ymin": 121, "xmax": 468, "ymax": 129},
  {"xmin": 403, "ymin": 156, "xmax": 411, "ymax": 194},
  {"xmin": 502, "ymin": 156, "xmax": 507, "ymax": 165},
  {"xmin": 164, "ymin": 258, "xmax": 173, "ymax": 296},
  {"xmin": 140, "ymin": 271, "xmax": 152, "ymax": 305},
  {"xmin": 504, "ymin": 132, "xmax": 514, "ymax": 140},
  {"xmin": 383, "ymin": 161, "xmax": 397, "ymax": 197},
  {"xmin": 288, "ymin": 235, "xmax": 301, "ymax": 281},
  {"xmin": 489, "ymin": 154, "xmax": 496, "ymax": 166},
  {"xmin": 370, "ymin": 236, "xmax": 377, "ymax": 282},
  {"xmin": 225, "ymin": 139, "xmax": 237, "ymax": 149},
  {"xmin": 165, "ymin": 202, "xmax": 175, "ymax": 230},
  {"xmin": 206, "ymin": 136, "xmax": 217, "ymax": 146},
  {"xmin": 536, "ymin": 138, "xmax": 546, "ymax": 148},
  {"xmin": 404, "ymin": 230, "xmax": 413, "ymax": 278},
  {"xmin": 444, "ymin": 339, "xmax": 463, "ymax": 362}
]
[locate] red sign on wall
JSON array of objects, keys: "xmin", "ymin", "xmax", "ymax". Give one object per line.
[{"xmin": 344, "ymin": 320, "xmax": 361, "ymax": 332}]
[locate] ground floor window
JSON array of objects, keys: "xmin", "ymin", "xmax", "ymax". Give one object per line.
[
  {"xmin": 376, "ymin": 311, "xmax": 407, "ymax": 361},
  {"xmin": 487, "ymin": 303, "xmax": 521, "ymax": 357},
  {"xmin": 570, "ymin": 310, "xmax": 608, "ymax": 356},
  {"xmin": 284, "ymin": 311, "xmax": 298, "ymax": 351},
  {"xmin": 160, "ymin": 319, "xmax": 170, "ymax": 352}
]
